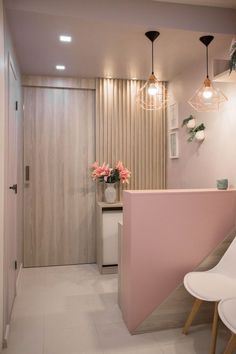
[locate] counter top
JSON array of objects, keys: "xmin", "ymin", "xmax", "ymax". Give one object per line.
[
  {"xmin": 97, "ymin": 202, "xmax": 123, "ymax": 208},
  {"xmin": 124, "ymin": 188, "xmax": 236, "ymax": 195}
]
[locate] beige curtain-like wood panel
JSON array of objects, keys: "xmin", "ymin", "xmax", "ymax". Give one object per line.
[{"xmin": 96, "ymin": 78, "xmax": 167, "ymax": 190}]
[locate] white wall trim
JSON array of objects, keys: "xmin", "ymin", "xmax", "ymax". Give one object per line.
[
  {"xmin": 2, "ymin": 324, "xmax": 9, "ymax": 348},
  {"xmin": 0, "ymin": 0, "xmax": 5, "ymax": 350}
]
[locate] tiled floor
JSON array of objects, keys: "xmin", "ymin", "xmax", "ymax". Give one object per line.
[{"xmin": 3, "ymin": 264, "xmax": 230, "ymax": 354}]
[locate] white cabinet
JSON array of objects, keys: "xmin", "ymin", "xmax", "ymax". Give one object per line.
[
  {"xmin": 102, "ymin": 210, "xmax": 123, "ymax": 265},
  {"xmin": 96, "ymin": 202, "xmax": 123, "ymax": 274}
]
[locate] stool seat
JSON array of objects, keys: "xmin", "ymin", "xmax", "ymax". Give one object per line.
[
  {"xmin": 218, "ymin": 298, "xmax": 236, "ymax": 334},
  {"xmin": 184, "ymin": 272, "xmax": 236, "ymax": 302},
  {"xmin": 182, "ymin": 235, "xmax": 236, "ymax": 354}
]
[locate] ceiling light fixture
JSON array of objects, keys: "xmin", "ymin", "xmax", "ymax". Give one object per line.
[
  {"xmin": 188, "ymin": 35, "xmax": 227, "ymax": 112},
  {"xmin": 56, "ymin": 65, "xmax": 65, "ymax": 70},
  {"xmin": 59, "ymin": 35, "xmax": 72, "ymax": 42},
  {"xmin": 137, "ymin": 31, "xmax": 166, "ymax": 111}
]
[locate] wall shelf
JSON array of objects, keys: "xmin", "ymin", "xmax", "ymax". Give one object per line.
[{"xmin": 213, "ymin": 59, "xmax": 236, "ymax": 83}]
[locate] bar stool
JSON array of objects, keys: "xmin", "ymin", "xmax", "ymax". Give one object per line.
[
  {"xmin": 182, "ymin": 236, "xmax": 236, "ymax": 354},
  {"xmin": 218, "ymin": 298, "xmax": 236, "ymax": 354}
]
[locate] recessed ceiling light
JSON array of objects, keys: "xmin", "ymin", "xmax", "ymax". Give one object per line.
[
  {"xmin": 56, "ymin": 65, "xmax": 65, "ymax": 70},
  {"xmin": 59, "ymin": 35, "xmax": 72, "ymax": 42}
]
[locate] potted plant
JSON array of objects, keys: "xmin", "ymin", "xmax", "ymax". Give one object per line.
[
  {"xmin": 91, "ymin": 161, "xmax": 131, "ymax": 203},
  {"xmin": 182, "ymin": 115, "xmax": 196, "ymax": 129},
  {"xmin": 229, "ymin": 40, "xmax": 236, "ymax": 73},
  {"xmin": 188, "ymin": 123, "xmax": 206, "ymax": 142}
]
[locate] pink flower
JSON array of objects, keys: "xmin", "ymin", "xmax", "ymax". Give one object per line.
[
  {"xmin": 116, "ymin": 161, "xmax": 131, "ymax": 184},
  {"xmin": 116, "ymin": 161, "xmax": 124, "ymax": 171},
  {"xmin": 91, "ymin": 161, "xmax": 131, "ymax": 184},
  {"xmin": 92, "ymin": 161, "xmax": 99, "ymax": 169},
  {"xmin": 119, "ymin": 167, "xmax": 131, "ymax": 184},
  {"xmin": 91, "ymin": 162, "xmax": 111, "ymax": 180}
]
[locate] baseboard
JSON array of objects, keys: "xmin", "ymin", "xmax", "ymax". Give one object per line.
[
  {"xmin": 3, "ymin": 324, "xmax": 10, "ymax": 348},
  {"xmin": 3, "ymin": 264, "xmax": 23, "ymax": 349},
  {"xmin": 16, "ymin": 263, "xmax": 23, "ymax": 295}
]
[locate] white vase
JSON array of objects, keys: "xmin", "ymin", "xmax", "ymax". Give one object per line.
[
  {"xmin": 187, "ymin": 118, "xmax": 196, "ymax": 129},
  {"xmin": 104, "ymin": 183, "xmax": 117, "ymax": 204},
  {"xmin": 195, "ymin": 130, "xmax": 205, "ymax": 141}
]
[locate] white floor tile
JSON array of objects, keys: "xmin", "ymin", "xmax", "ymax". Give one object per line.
[
  {"xmin": 3, "ymin": 315, "xmax": 44, "ymax": 354},
  {"xmin": 95, "ymin": 321, "xmax": 163, "ymax": 354},
  {"xmin": 44, "ymin": 324, "xmax": 103, "ymax": 354},
  {"xmin": 3, "ymin": 264, "xmax": 230, "ymax": 354}
]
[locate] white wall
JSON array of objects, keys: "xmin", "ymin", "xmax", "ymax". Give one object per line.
[
  {"xmin": 167, "ymin": 47, "xmax": 236, "ymax": 189},
  {"xmin": 0, "ymin": 0, "xmax": 5, "ymax": 349}
]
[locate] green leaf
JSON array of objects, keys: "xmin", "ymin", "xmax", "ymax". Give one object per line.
[{"xmin": 182, "ymin": 115, "xmax": 194, "ymax": 127}]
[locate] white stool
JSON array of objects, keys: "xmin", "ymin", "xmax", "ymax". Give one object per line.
[
  {"xmin": 218, "ymin": 298, "xmax": 236, "ymax": 354},
  {"xmin": 182, "ymin": 236, "xmax": 236, "ymax": 354}
]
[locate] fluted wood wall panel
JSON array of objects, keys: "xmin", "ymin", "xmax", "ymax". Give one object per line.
[
  {"xmin": 22, "ymin": 75, "xmax": 95, "ymax": 90},
  {"xmin": 96, "ymin": 79, "xmax": 167, "ymax": 190}
]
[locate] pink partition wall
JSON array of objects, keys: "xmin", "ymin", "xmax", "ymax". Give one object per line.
[{"xmin": 121, "ymin": 189, "xmax": 236, "ymax": 332}]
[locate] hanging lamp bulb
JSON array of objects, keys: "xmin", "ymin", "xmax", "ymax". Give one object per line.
[
  {"xmin": 188, "ymin": 35, "xmax": 227, "ymax": 112},
  {"xmin": 137, "ymin": 31, "xmax": 166, "ymax": 110}
]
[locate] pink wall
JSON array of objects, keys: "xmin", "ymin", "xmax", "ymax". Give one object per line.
[
  {"xmin": 167, "ymin": 46, "xmax": 236, "ymax": 189},
  {"xmin": 121, "ymin": 189, "xmax": 236, "ymax": 333}
]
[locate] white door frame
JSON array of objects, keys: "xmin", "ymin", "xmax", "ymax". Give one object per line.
[
  {"xmin": 3, "ymin": 54, "xmax": 18, "ymax": 347},
  {"xmin": 0, "ymin": 0, "xmax": 5, "ymax": 349}
]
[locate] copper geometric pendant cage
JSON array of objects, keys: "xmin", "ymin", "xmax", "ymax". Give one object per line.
[
  {"xmin": 137, "ymin": 31, "xmax": 167, "ymax": 111},
  {"xmin": 137, "ymin": 74, "xmax": 167, "ymax": 111},
  {"xmin": 188, "ymin": 35, "xmax": 228, "ymax": 112},
  {"xmin": 188, "ymin": 77, "xmax": 228, "ymax": 112}
]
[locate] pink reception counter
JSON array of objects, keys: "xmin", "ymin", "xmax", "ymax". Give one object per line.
[{"xmin": 119, "ymin": 189, "xmax": 236, "ymax": 334}]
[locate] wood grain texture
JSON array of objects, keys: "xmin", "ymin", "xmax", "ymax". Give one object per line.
[
  {"xmin": 23, "ymin": 86, "xmax": 96, "ymax": 267},
  {"xmin": 134, "ymin": 230, "xmax": 236, "ymax": 334},
  {"xmin": 22, "ymin": 75, "xmax": 95, "ymax": 90},
  {"xmin": 95, "ymin": 79, "xmax": 167, "ymax": 192}
]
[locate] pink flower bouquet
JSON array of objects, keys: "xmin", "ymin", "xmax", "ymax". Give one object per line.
[{"xmin": 91, "ymin": 161, "xmax": 131, "ymax": 184}]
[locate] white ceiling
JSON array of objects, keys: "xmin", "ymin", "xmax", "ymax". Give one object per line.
[
  {"xmin": 5, "ymin": 0, "xmax": 235, "ymax": 80},
  {"xmin": 155, "ymin": 0, "xmax": 236, "ymax": 9}
]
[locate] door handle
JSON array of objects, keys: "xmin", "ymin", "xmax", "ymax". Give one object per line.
[
  {"xmin": 9, "ymin": 184, "xmax": 17, "ymax": 194},
  {"xmin": 25, "ymin": 166, "xmax": 30, "ymax": 182}
]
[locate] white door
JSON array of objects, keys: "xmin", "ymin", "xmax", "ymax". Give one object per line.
[{"xmin": 4, "ymin": 59, "xmax": 18, "ymax": 327}]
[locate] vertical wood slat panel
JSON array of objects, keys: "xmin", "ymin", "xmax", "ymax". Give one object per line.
[{"xmin": 95, "ymin": 78, "xmax": 167, "ymax": 191}]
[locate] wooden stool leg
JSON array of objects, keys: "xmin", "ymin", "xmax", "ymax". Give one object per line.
[
  {"xmin": 183, "ymin": 298, "xmax": 203, "ymax": 335},
  {"xmin": 209, "ymin": 302, "xmax": 219, "ymax": 354},
  {"xmin": 223, "ymin": 334, "xmax": 236, "ymax": 354}
]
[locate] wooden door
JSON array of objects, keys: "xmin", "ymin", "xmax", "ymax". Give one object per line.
[
  {"xmin": 5, "ymin": 60, "xmax": 18, "ymax": 325},
  {"xmin": 24, "ymin": 87, "xmax": 95, "ymax": 267}
]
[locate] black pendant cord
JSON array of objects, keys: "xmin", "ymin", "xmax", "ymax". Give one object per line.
[
  {"xmin": 200, "ymin": 35, "xmax": 214, "ymax": 79},
  {"xmin": 206, "ymin": 46, "xmax": 209, "ymax": 78},
  {"xmin": 145, "ymin": 31, "xmax": 160, "ymax": 75},
  {"xmin": 152, "ymin": 41, "xmax": 154, "ymax": 75}
]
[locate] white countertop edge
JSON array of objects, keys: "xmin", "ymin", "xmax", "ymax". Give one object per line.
[{"xmin": 124, "ymin": 188, "xmax": 236, "ymax": 195}]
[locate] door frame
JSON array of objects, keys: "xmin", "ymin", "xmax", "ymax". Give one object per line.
[
  {"xmin": 23, "ymin": 83, "xmax": 96, "ymax": 267},
  {"xmin": 0, "ymin": 0, "xmax": 5, "ymax": 347},
  {"xmin": 3, "ymin": 53, "xmax": 18, "ymax": 346}
]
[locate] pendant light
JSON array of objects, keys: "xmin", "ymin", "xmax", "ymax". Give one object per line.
[
  {"xmin": 188, "ymin": 35, "xmax": 227, "ymax": 112},
  {"xmin": 137, "ymin": 31, "xmax": 165, "ymax": 110}
]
